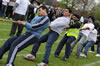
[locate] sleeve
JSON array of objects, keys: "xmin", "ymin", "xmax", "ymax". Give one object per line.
[
  {"xmin": 25, "ymin": 16, "xmax": 50, "ymax": 30},
  {"xmin": 16, "ymin": 0, "xmax": 20, "ymax": 4},
  {"xmin": 50, "ymin": 18, "xmax": 69, "ymax": 28},
  {"xmin": 70, "ymin": 23, "xmax": 81, "ymax": 28}
]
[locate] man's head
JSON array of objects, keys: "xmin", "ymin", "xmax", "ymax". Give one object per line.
[
  {"xmin": 72, "ymin": 14, "xmax": 80, "ymax": 21},
  {"xmin": 38, "ymin": 6, "xmax": 48, "ymax": 16},
  {"xmin": 88, "ymin": 16, "xmax": 95, "ymax": 23},
  {"xmin": 63, "ymin": 8, "xmax": 72, "ymax": 17}
]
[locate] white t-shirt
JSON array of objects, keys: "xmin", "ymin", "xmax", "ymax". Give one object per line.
[
  {"xmin": 88, "ymin": 29, "xmax": 97, "ymax": 42},
  {"xmin": 2, "ymin": 0, "xmax": 9, "ymax": 6},
  {"xmin": 50, "ymin": 17, "xmax": 70, "ymax": 35},
  {"xmin": 81, "ymin": 22, "xmax": 94, "ymax": 37},
  {"xmin": 15, "ymin": 0, "xmax": 30, "ymax": 15}
]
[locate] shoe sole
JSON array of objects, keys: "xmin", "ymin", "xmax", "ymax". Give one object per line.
[{"xmin": 24, "ymin": 57, "xmax": 36, "ymax": 61}]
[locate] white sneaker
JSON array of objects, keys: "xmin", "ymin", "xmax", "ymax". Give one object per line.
[
  {"xmin": 6, "ymin": 17, "xmax": 8, "ymax": 19},
  {"xmin": 89, "ymin": 51, "xmax": 95, "ymax": 53},
  {"xmin": 24, "ymin": 54, "xmax": 36, "ymax": 61},
  {"xmin": 6, "ymin": 64, "xmax": 12, "ymax": 66},
  {"xmin": 37, "ymin": 62, "xmax": 48, "ymax": 66},
  {"xmin": 80, "ymin": 54, "xmax": 87, "ymax": 58},
  {"xmin": 10, "ymin": 18, "xmax": 12, "ymax": 20},
  {"xmin": 80, "ymin": 53, "xmax": 84, "ymax": 56},
  {"xmin": 95, "ymin": 54, "xmax": 100, "ymax": 57}
]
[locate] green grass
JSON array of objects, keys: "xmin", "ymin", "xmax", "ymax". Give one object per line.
[{"xmin": 0, "ymin": 18, "xmax": 100, "ymax": 66}]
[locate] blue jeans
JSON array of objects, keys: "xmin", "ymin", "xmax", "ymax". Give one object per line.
[
  {"xmin": 97, "ymin": 41, "xmax": 100, "ymax": 54},
  {"xmin": 75, "ymin": 33, "xmax": 87, "ymax": 56},
  {"xmin": 31, "ymin": 31, "xmax": 59, "ymax": 64},
  {"xmin": 82, "ymin": 41, "xmax": 95, "ymax": 55},
  {"xmin": 0, "ymin": 5, "xmax": 7, "ymax": 17},
  {"xmin": 55, "ymin": 34, "xmax": 75, "ymax": 58}
]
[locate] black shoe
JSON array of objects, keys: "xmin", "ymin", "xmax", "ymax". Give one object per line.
[{"xmin": 61, "ymin": 57, "xmax": 67, "ymax": 61}]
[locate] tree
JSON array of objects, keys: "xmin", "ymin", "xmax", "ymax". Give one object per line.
[
  {"xmin": 92, "ymin": 3, "xmax": 100, "ymax": 21},
  {"xmin": 58, "ymin": 0, "xmax": 72, "ymax": 8},
  {"xmin": 44, "ymin": 0, "xmax": 58, "ymax": 6}
]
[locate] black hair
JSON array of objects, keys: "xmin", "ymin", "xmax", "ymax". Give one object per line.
[
  {"xmin": 73, "ymin": 14, "xmax": 81, "ymax": 20},
  {"xmin": 39, "ymin": 6, "xmax": 48, "ymax": 13},
  {"xmin": 66, "ymin": 8, "xmax": 72, "ymax": 13},
  {"xmin": 88, "ymin": 16, "xmax": 95, "ymax": 22}
]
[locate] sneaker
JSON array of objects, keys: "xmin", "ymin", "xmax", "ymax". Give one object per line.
[
  {"xmin": 80, "ymin": 53, "xmax": 84, "ymax": 56},
  {"xmin": 37, "ymin": 62, "xmax": 48, "ymax": 66},
  {"xmin": 95, "ymin": 54, "xmax": 100, "ymax": 57},
  {"xmin": 80, "ymin": 54, "xmax": 87, "ymax": 58},
  {"xmin": 10, "ymin": 18, "xmax": 12, "ymax": 20},
  {"xmin": 61, "ymin": 57, "xmax": 67, "ymax": 61},
  {"xmin": 89, "ymin": 51, "xmax": 95, "ymax": 53},
  {"xmin": 6, "ymin": 17, "xmax": 8, "ymax": 19},
  {"xmin": 24, "ymin": 54, "xmax": 36, "ymax": 61},
  {"xmin": 6, "ymin": 64, "xmax": 12, "ymax": 66}
]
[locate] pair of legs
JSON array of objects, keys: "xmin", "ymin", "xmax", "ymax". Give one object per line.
[
  {"xmin": 30, "ymin": 31, "xmax": 59, "ymax": 64},
  {"xmin": 0, "ymin": 32, "xmax": 38, "ymax": 66},
  {"xmin": 90, "ymin": 40, "xmax": 100, "ymax": 54},
  {"xmin": 55, "ymin": 34, "xmax": 76, "ymax": 59},
  {"xmin": 0, "ymin": 5, "xmax": 7, "ymax": 17},
  {"xmin": 9, "ymin": 13, "xmax": 25, "ymax": 37},
  {"xmin": 70, "ymin": 32, "xmax": 87, "ymax": 56},
  {"xmin": 81, "ymin": 41, "xmax": 95, "ymax": 56}
]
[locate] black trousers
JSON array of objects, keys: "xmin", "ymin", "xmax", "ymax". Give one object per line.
[
  {"xmin": 6, "ymin": 6, "xmax": 13, "ymax": 18},
  {"xmin": 9, "ymin": 13, "xmax": 25, "ymax": 36}
]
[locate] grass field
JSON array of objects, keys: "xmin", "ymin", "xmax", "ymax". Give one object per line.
[{"xmin": 0, "ymin": 18, "xmax": 100, "ymax": 66}]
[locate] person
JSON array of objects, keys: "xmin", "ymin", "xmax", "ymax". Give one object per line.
[
  {"xmin": 9, "ymin": 0, "xmax": 30, "ymax": 37},
  {"xmin": 0, "ymin": 0, "xmax": 10, "ymax": 17},
  {"xmin": 0, "ymin": 0, "xmax": 2, "ymax": 8},
  {"xmin": 24, "ymin": 8, "xmax": 72, "ymax": 66},
  {"xmin": 54, "ymin": 14, "xmax": 81, "ymax": 61},
  {"xmin": 95, "ymin": 22, "xmax": 100, "ymax": 57},
  {"xmin": 71, "ymin": 16, "xmax": 95, "ymax": 58},
  {"xmin": 0, "ymin": 6, "xmax": 50, "ymax": 66},
  {"xmin": 5, "ymin": 0, "xmax": 16, "ymax": 19},
  {"xmin": 80, "ymin": 28, "xmax": 97, "ymax": 58}
]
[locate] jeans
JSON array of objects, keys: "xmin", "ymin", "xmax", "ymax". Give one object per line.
[
  {"xmin": 0, "ymin": 5, "xmax": 7, "ymax": 17},
  {"xmin": 55, "ymin": 34, "xmax": 75, "ymax": 58},
  {"xmin": 82, "ymin": 41, "xmax": 95, "ymax": 55},
  {"xmin": 75, "ymin": 33, "xmax": 87, "ymax": 56},
  {"xmin": 71, "ymin": 33, "xmax": 81, "ymax": 52},
  {"xmin": 97, "ymin": 41, "xmax": 100, "ymax": 54},
  {"xmin": 31, "ymin": 31, "xmax": 59, "ymax": 64}
]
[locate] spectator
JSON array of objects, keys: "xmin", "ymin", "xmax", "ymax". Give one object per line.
[
  {"xmin": 5, "ymin": 0, "xmax": 16, "ymax": 19},
  {"xmin": 9, "ymin": 0, "xmax": 30, "ymax": 37},
  {"xmin": 0, "ymin": 0, "xmax": 10, "ymax": 17}
]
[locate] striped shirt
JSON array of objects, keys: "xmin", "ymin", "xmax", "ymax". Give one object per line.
[{"xmin": 25, "ymin": 16, "xmax": 50, "ymax": 38}]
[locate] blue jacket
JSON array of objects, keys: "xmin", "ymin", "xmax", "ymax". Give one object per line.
[{"xmin": 25, "ymin": 16, "xmax": 50, "ymax": 38}]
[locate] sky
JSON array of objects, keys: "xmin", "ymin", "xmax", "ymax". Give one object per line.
[{"xmin": 57, "ymin": 0, "xmax": 99, "ymax": 3}]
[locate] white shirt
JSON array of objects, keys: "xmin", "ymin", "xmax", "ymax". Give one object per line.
[
  {"xmin": 88, "ymin": 29, "xmax": 97, "ymax": 42},
  {"xmin": 2, "ymin": 0, "xmax": 9, "ymax": 6},
  {"xmin": 15, "ymin": 0, "xmax": 30, "ymax": 15},
  {"xmin": 50, "ymin": 17, "xmax": 70, "ymax": 35},
  {"xmin": 81, "ymin": 22, "xmax": 94, "ymax": 37},
  {"xmin": 9, "ymin": 1, "xmax": 16, "ymax": 6}
]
